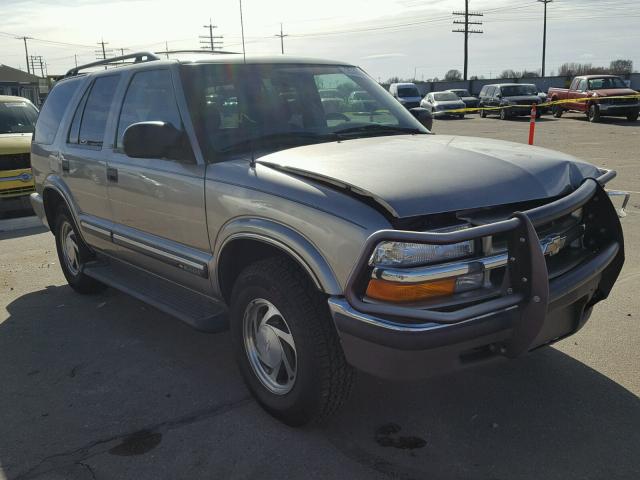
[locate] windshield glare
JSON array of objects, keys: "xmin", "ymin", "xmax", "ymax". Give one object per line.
[
  {"xmin": 433, "ymin": 92, "xmax": 460, "ymax": 101},
  {"xmin": 500, "ymin": 85, "xmax": 538, "ymax": 97},
  {"xmin": 588, "ymin": 77, "xmax": 627, "ymax": 89},
  {"xmin": 0, "ymin": 101, "xmax": 38, "ymax": 134},
  {"xmin": 397, "ymin": 87, "xmax": 419, "ymax": 97},
  {"xmin": 181, "ymin": 63, "xmax": 426, "ymax": 160}
]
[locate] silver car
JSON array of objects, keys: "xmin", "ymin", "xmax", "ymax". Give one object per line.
[
  {"xmin": 421, "ymin": 91, "xmax": 467, "ymax": 118},
  {"xmin": 30, "ymin": 52, "xmax": 626, "ymax": 426}
]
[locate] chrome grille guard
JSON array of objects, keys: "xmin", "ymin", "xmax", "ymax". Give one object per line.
[{"xmin": 344, "ymin": 170, "xmax": 625, "ymax": 357}]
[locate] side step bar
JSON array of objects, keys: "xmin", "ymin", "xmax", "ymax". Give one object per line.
[{"xmin": 84, "ymin": 257, "xmax": 228, "ymax": 332}]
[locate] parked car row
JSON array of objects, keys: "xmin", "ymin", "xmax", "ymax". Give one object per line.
[{"xmin": 389, "ymin": 75, "xmax": 639, "ymax": 123}]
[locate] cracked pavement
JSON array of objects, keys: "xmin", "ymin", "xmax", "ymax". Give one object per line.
[{"xmin": 1, "ymin": 114, "xmax": 639, "ymax": 479}]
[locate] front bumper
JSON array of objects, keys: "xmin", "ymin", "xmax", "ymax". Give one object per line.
[
  {"xmin": 330, "ymin": 173, "xmax": 625, "ymax": 379},
  {"xmin": 598, "ymin": 102, "xmax": 639, "ymax": 115}
]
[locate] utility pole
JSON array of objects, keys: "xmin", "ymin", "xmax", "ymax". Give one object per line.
[
  {"xmin": 275, "ymin": 23, "xmax": 288, "ymax": 54},
  {"xmin": 452, "ymin": 0, "xmax": 483, "ymax": 81},
  {"xmin": 538, "ymin": 0, "xmax": 552, "ymax": 77},
  {"xmin": 199, "ymin": 18, "xmax": 223, "ymax": 51},
  {"xmin": 16, "ymin": 36, "xmax": 33, "ymax": 74},
  {"xmin": 96, "ymin": 39, "xmax": 112, "ymax": 69},
  {"xmin": 29, "ymin": 55, "xmax": 45, "ymax": 77},
  {"xmin": 74, "ymin": 54, "xmax": 78, "ymax": 68}
]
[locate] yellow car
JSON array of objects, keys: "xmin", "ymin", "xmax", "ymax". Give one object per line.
[{"xmin": 0, "ymin": 95, "xmax": 38, "ymax": 215}]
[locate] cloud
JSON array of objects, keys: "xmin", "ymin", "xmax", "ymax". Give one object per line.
[
  {"xmin": 579, "ymin": 53, "xmax": 595, "ymax": 60},
  {"xmin": 361, "ymin": 53, "xmax": 407, "ymax": 60}
]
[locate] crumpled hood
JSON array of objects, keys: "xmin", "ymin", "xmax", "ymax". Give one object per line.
[{"xmin": 257, "ymin": 135, "xmax": 600, "ymax": 218}]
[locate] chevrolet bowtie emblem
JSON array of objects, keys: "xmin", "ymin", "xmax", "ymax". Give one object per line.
[
  {"xmin": 543, "ymin": 235, "xmax": 567, "ymax": 256},
  {"xmin": 18, "ymin": 172, "xmax": 33, "ymax": 182}
]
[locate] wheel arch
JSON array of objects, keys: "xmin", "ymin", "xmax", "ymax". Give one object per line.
[{"xmin": 214, "ymin": 218, "xmax": 342, "ymax": 303}]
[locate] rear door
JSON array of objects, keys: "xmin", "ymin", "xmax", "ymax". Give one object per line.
[
  {"xmin": 105, "ymin": 67, "xmax": 212, "ymax": 294},
  {"xmin": 61, "ymin": 74, "xmax": 121, "ymax": 251}
]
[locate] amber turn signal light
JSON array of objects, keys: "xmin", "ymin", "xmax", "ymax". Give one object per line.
[{"xmin": 365, "ymin": 278, "xmax": 457, "ymax": 303}]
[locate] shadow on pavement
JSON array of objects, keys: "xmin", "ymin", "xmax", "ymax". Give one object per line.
[{"xmin": 1, "ymin": 285, "xmax": 639, "ymax": 479}]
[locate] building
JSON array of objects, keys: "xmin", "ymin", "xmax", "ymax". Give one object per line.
[{"xmin": 0, "ymin": 65, "xmax": 42, "ymax": 106}]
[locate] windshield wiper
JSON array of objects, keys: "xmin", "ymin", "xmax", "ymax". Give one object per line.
[
  {"xmin": 219, "ymin": 131, "xmax": 336, "ymax": 153},
  {"xmin": 334, "ymin": 124, "xmax": 423, "ymax": 138}
]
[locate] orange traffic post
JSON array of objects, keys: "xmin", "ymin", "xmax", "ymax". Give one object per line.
[{"xmin": 528, "ymin": 104, "xmax": 537, "ymax": 145}]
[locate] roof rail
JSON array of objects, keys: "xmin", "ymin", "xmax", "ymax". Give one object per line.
[
  {"xmin": 155, "ymin": 49, "xmax": 241, "ymax": 56},
  {"xmin": 65, "ymin": 52, "xmax": 160, "ymax": 77}
]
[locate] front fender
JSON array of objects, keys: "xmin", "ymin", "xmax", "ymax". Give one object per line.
[{"xmin": 213, "ymin": 217, "xmax": 342, "ymax": 295}]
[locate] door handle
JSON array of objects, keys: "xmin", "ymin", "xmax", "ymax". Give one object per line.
[
  {"xmin": 61, "ymin": 156, "xmax": 70, "ymax": 173},
  {"xmin": 107, "ymin": 167, "xmax": 118, "ymax": 183}
]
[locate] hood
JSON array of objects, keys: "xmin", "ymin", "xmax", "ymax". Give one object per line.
[
  {"xmin": 503, "ymin": 95, "xmax": 542, "ymax": 103},
  {"xmin": 435, "ymin": 100, "xmax": 466, "ymax": 107},
  {"xmin": 592, "ymin": 88, "xmax": 637, "ymax": 97},
  {"xmin": 0, "ymin": 133, "xmax": 32, "ymax": 154},
  {"xmin": 399, "ymin": 96, "xmax": 422, "ymax": 103},
  {"xmin": 256, "ymin": 135, "xmax": 600, "ymax": 219}
]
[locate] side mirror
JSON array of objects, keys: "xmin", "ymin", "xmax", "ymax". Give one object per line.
[
  {"xmin": 409, "ymin": 107, "xmax": 433, "ymax": 131},
  {"xmin": 495, "ymin": 93, "xmax": 501, "ymax": 99},
  {"xmin": 123, "ymin": 121, "xmax": 190, "ymax": 161}
]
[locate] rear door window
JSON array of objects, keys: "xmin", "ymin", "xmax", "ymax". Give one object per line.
[
  {"xmin": 34, "ymin": 79, "xmax": 81, "ymax": 145},
  {"xmin": 77, "ymin": 75, "xmax": 120, "ymax": 147}
]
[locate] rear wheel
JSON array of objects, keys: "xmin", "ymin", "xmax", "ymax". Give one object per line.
[
  {"xmin": 627, "ymin": 111, "xmax": 639, "ymax": 122},
  {"xmin": 587, "ymin": 104, "xmax": 601, "ymax": 123},
  {"xmin": 230, "ymin": 257, "xmax": 353, "ymax": 426},
  {"xmin": 53, "ymin": 205, "xmax": 105, "ymax": 294}
]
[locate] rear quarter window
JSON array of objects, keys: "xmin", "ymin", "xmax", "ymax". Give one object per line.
[{"xmin": 34, "ymin": 79, "xmax": 81, "ymax": 145}]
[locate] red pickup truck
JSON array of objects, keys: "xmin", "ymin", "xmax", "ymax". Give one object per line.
[{"xmin": 548, "ymin": 75, "xmax": 639, "ymax": 122}]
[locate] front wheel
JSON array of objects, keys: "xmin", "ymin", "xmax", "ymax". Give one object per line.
[
  {"xmin": 627, "ymin": 111, "xmax": 639, "ymax": 122},
  {"xmin": 588, "ymin": 104, "xmax": 601, "ymax": 123},
  {"xmin": 479, "ymin": 106, "xmax": 487, "ymax": 118},
  {"xmin": 552, "ymin": 103, "xmax": 563, "ymax": 118},
  {"xmin": 500, "ymin": 107, "xmax": 509, "ymax": 120},
  {"xmin": 230, "ymin": 257, "xmax": 354, "ymax": 426}
]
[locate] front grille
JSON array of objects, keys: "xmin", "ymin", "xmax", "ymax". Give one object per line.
[
  {"xmin": 0, "ymin": 153, "xmax": 31, "ymax": 170},
  {"xmin": 0, "ymin": 185, "xmax": 35, "ymax": 197}
]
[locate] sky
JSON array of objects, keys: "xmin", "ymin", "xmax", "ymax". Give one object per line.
[{"xmin": 1, "ymin": 0, "xmax": 639, "ymax": 80}]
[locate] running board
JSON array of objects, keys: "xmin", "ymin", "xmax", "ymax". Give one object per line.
[{"xmin": 84, "ymin": 258, "xmax": 228, "ymax": 332}]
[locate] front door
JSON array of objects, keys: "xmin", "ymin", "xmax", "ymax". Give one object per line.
[{"xmin": 105, "ymin": 68, "xmax": 212, "ymax": 294}]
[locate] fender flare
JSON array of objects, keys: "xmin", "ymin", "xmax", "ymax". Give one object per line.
[
  {"xmin": 41, "ymin": 175, "xmax": 85, "ymax": 241},
  {"xmin": 214, "ymin": 217, "xmax": 342, "ymax": 295}
]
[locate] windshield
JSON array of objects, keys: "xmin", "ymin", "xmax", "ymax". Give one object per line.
[
  {"xmin": 180, "ymin": 63, "xmax": 426, "ymax": 161},
  {"xmin": 397, "ymin": 86, "xmax": 420, "ymax": 98},
  {"xmin": 0, "ymin": 100, "xmax": 38, "ymax": 134},
  {"xmin": 451, "ymin": 90, "xmax": 470, "ymax": 97},
  {"xmin": 500, "ymin": 85, "xmax": 538, "ymax": 97},
  {"xmin": 433, "ymin": 92, "xmax": 460, "ymax": 101},
  {"xmin": 588, "ymin": 77, "xmax": 627, "ymax": 90}
]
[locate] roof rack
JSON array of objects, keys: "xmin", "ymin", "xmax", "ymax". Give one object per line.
[
  {"xmin": 155, "ymin": 49, "xmax": 241, "ymax": 56},
  {"xmin": 65, "ymin": 52, "xmax": 160, "ymax": 77}
]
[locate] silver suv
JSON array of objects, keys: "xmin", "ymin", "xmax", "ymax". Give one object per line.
[{"xmin": 30, "ymin": 52, "xmax": 626, "ymax": 426}]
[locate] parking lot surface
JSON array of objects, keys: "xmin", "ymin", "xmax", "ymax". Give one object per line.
[{"xmin": 1, "ymin": 114, "xmax": 639, "ymax": 479}]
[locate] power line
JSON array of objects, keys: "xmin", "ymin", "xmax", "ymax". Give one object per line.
[
  {"xmin": 275, "ymin": 22, "xmax": 288, "ymax": 54},
  {"xmin": 452, "ymin": 0, "xmax": 483, "ymax": 81}
]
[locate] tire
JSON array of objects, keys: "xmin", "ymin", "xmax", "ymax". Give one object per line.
[
  {"xmin": 479, "ymin": 106, "xmax": 487, "ymax": 118},
  {"xmin": 458, "ymin": 114, "xmax": 465, "ymax": 119},
  {"xmin": 500, "ymin": 107, "xmax": 509, "ymax": 120},
  {"xmin": 587, "ymin": 103, "xmax": 601, "ymax": 123},
  {"xmin": 627, "ymin": 111, "xmax": 639, "ymax": 122},
  {"xmin": 230, "ymin": 257, "xmax": 354, "ymax": 426},
  {"xmin": 552, "ymin": 103, "xmax": 563, "ymax": 118},
  {"xmin": 53, "ymin": 205, "xmax": 105, "ymax": 294}
]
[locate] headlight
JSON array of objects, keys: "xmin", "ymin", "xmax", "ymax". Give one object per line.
[
  {"xmin": 366, "ymin": 225, "xmax": 482, "ymax": 303},
  {"xmin": 370, "ymin": 239, "xmax": 474, "ymax": 267}
]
